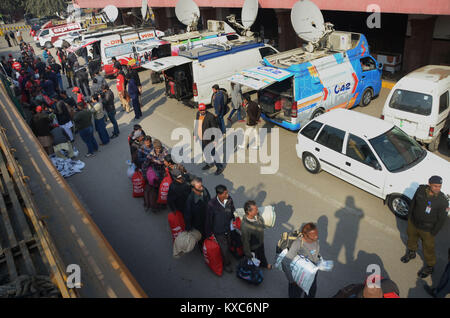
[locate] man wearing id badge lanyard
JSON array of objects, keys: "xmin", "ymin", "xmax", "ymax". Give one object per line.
[{"xmin": 401, "ymin": 176, "xmax": 449, "ymax": 278}]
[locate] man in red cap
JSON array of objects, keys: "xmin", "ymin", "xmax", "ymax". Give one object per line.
[
  {"xmin": 72, "ymin": 87, "xmax": 85, "ymax": 107},
  {"xmin": 194, "ymin": 103, "xmax": 224, "ymax": 175}
]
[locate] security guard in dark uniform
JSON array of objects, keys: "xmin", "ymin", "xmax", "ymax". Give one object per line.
[{"xmin": 401, "ymin": 175, "xmax": 449, "ymax": 278}]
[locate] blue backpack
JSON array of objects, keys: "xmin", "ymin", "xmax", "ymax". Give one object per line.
[{"xmin": 236, "ymin": 258, "xmax": 263, "ymax": 285}]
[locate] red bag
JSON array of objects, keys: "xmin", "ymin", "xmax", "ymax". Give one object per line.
[
  {"xmin": 169, "ymin": 81, "xmax": 176, "ymax": 96},
  {"xmin": 168, "ymin": 210, "xmax": 185, "ymax": 242},
  {"xmin": 157, "ymin": 168, "xmax": 172, "ymax": 204},
  {"xmin": 232, "ymin": 217, "xmax": 241, "ymax": 230},
  {"xmin": 132, "ymin": 170, "xmax": 145, "ymax": 198},
  {"xmin": 203, "ymin": 236, "xmax": 223, "ymax": 276}
]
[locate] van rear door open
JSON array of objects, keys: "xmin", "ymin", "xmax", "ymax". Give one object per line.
[
  {"xmin": 228, "ymin": 66, "xmax": 293, "ymax": 90},
  {"xmin": 141, "ymin": 56, "xmax": 191, "ymax": 72}
]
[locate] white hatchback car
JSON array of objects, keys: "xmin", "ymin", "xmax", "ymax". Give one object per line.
[{"xmin": 296, "ymin": 109, "xmax": 450, "ymax": 219}]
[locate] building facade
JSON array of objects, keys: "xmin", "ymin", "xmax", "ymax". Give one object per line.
[{"xmin": 73, "ymin": 0, "xmax": 450, "ymax": 74}]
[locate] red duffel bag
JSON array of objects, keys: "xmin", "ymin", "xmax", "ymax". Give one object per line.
[
  {"xmin": 157, "ymin": 168, "xmax": 172, "ymax": 204},
  {"xmin": 168, "ymin": 210, "xmax": 185, "ymax": 242},
  {"xmin": 132, "ymin": 170, "xmax": 145, "ymax": 198},
  {"xmin": 203, "ymin": 236, "xmax": 223, "ymax": 276}
]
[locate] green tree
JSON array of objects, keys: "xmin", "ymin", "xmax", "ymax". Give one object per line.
[
  {"xmin": 0, "ymin": 0, "xmax": 25, "ymax": 14},
  {"xmin": 24, "ymin": 0, "xmax": 66, "ymax": 17}
]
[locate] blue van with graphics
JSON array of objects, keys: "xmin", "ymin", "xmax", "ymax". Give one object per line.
[{"xmin": 229, "ymin": 31, "xmax": 383, "ymax": 131}]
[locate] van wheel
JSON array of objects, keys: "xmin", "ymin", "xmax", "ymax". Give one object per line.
[
  {"xmin": 311, "ymin": 108, "xmax": 324, "ymax": 120},
  {"xmin": 302, "ymin": 152, "xmax": 320, "ymax": 174},
  {"xmin": 427, "ymin": 134, "xmax": 440, "ymax": 152},
  {"xmin": 360, "ymin": 88, "xmax": 373, "ymax": 107},
  {"xmin": 387, "ymin": 194, "xmax": 410, "ymax": 220},
  {"xmin": 44, "ymin": 41, "xmax": 53, "ymax": 49}
]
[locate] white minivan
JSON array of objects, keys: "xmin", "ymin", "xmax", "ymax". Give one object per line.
[
  {"xmin": 296, "ymin": 109, "xmax": 450, "ymax": 219},
  {"xmin": 142, "ymin": 40, "xmax": 278, "ymax": 106},
  {"xmin": 381, "ymin": 65, "xmax": 450, "ymax": 152}
]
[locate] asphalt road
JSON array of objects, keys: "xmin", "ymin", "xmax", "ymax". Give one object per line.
[{"xmin": 2, "ymin": 35, "xmax": 449, "ymax": 298}]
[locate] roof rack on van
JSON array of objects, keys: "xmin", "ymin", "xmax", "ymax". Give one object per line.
[
  {"xmin": 179, "ymin": 40, "xmax": 263, "ymax": 62},
  {"xmin": 266, "ymin": 32, "xmax": 362, "ymax": 68}
]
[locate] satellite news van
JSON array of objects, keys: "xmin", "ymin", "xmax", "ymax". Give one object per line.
[
  {"xmin": 229, "ymin": 0, "xmax": 383, "ymax": 131},
  {"xmin": 142, "ymin": 0, "xmax": 277, "ymax": 106},
  {"xmin": 35, "ymin": 22, "xmax": 84, "ymax": 48},
  {"xmin": 143, "ymin": 40, "xmax": 278, "ymax": 106},
  {"xmin": 100, "ymin": 31, "xmax": 169, "ymax": 76}
]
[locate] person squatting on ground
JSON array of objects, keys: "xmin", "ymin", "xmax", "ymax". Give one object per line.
[
  {"xmin": 241, "ymin": 200, "xmax": 272, "ymax": 270},
  {"xmin": 194, "ymin": 103, "xmax": 225, "ymax": 175},
  {"xmin": 205, "ymin": 184, "xmax": 236, "ymax": 273},
  {"xmin": 400, "ymin": 175, "xmax": 448, "ymax": 278},
  {"xmin": 51, "ymin": 124, "xmax": 75, "ymax": 159}
]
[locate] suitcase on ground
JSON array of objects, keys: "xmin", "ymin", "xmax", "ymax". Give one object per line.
[
  {"xmin": 168, "ymin": 210, "xmax": 185, "ymax": 242},
  {"xmin": 203, "ymin": 236, "xmax": 223, "ymax": 276},
  {"xmin": 236, "ymin": 258, "xmax": 263, "ymax": 285}
]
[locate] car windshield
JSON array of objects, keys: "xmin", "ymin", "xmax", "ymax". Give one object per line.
[
  {"xmin": 104, "ymin": 43, "xmax": 133, "ymax": 58},
  {"xmin": 369, "ymin": 126, "xmax": 426, "ymax": 172},
  {"xmin": 389, "ymin": 89, "xmax": 433, "ymax": 116}
]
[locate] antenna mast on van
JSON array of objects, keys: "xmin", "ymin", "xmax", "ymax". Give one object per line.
[
  {"xmin": 226, "ymin": 0, "xmax": 258, "ymax": 38},
  {"xmin": 291, "ymin": 0, "xmax": 334, "ymax": 53},
  {"xmin": 175, "ymin": 0, "xmax": 200, "ymax": 32}
]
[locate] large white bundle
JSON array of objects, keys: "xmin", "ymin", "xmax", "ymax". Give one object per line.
[
  {"xmin": 173, "ymin": 229, "xmax": 202, "ymax": 258},
  {"xmin": 290, "ymin": 255, "xmax": 318, "ymax": 295},
  {"xmin": 234, "ymin": 205, "xmax": 276, "ymax": 228}
]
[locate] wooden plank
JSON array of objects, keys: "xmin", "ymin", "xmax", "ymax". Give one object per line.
[
  {"xmin": 19, "ymin": 240, "xmax": 36, "ymax": 276},
  {"xmin": 0, "ymin": 154, "xmax": 33, "ymax": 241},
  {"xmin": 3, "ymin": 248, "xmax": 18, "ymax": 281},
  {"xmin": 0, "ymin": 180, "xmax": 18, "ymax": 248}
]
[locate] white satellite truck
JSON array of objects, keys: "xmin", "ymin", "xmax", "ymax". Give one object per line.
[{"xmin": 142, "ymin": 0, "xmax": 279, "ymax": 106}]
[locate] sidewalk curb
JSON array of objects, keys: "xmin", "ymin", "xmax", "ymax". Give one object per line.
[{"xmin": 382, "ymin": 80, "xmax": 396, "ymax": 90}]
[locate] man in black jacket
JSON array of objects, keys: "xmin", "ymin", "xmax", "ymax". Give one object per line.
[
  {"xmin": 239, "ymin": 94, "xmax": 261, "ymax": 150},
  {"xmin": 184, "ymin": 177, "xmax": 211, "ymax": 247},
  {"xmin": 401, "ymin": 176, "xmax": 449, "ymax": 278},
  {"xmin": 205, "ymin": 185, "xmax": 236, "ymax": 273},
  {"xmin": 74, "ymin": 63, "xmax": 91, "ymax": 97},
  {"xmin": 101, "ymin": 84, "xmax": 119, "ymax": 138},
  {"xmin": 167, "ymin": 169, "xmax": 191, "ymax": 214},
  {"xmin": 54, "ymin": 100, "xmax": 74, "ymax": 142},
  {"xmin": 194, "ymin": 103, "xmax": 224, "ymax": 175}
]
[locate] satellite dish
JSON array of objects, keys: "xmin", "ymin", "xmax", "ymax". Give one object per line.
[
  {"xmin": 103, "ymin": 5, "xmax": 119, "ymax": 23},
  {"xmin": 141, "ymin": 0, "xmax": 148, "ymax": 20},
  {"xmin": 241, "ymin": 0, "xmax": 258, "ymax": 29},
  {"xmin": 291, "ymin": 0, "xmax": 325, "ymax": 43},
  {"xmin": 175, "ymin": 0, "xmax": 200, "ymax": 31}
]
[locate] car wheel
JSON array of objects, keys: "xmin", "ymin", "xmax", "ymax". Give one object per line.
[
  {"xmin": 311, "ymin": 108, "xmax": 324, "ymax": 120},
  {"xmin": 302, "ymin": 152, "xmax": 320, "ymax": 174},
  {"xmin": 387, "ymin": 194, "xmax": 411, "ymax": 220},
  {"xmin": 44, "ymin": 41, "xmax": 53, "ymax": 49},
  {"xmin": 427, "ymin": 133, "xmax": 440, "ymax": 152},
  {"xmin": 359, "ymin": 88, "xmax": 373, "ymax": 107}
]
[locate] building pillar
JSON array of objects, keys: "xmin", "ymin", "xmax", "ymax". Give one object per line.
[
  {"xmin": 403, "ymin": 16, "xmax": 437, "ymax": 73},
  {"xmin": 275, "ymin": 9, "xmax": 302, "ymax": 52}
]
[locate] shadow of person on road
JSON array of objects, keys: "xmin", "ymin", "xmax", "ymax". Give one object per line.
[{"xmin": 330, "ymin": 196, "xmax": 364, "ymax": 265}]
